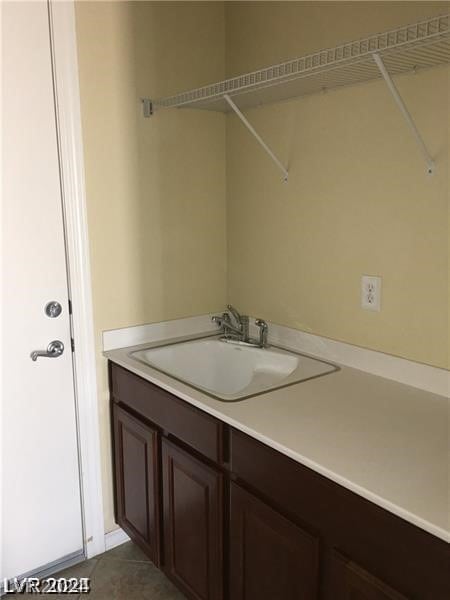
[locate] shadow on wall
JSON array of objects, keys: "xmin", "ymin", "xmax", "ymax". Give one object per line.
[
  {"xmin": 132, "ymin": 1, "xmax": 227, "ymax": 322},
  {"xmin": 78, "ymin": 1, "xmax": 227, "ymax": 332},
  {"xmin": 75, "ymin": 0, "xmax": 227, "ymax": 533}
]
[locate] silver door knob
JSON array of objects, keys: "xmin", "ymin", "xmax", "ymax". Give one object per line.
[
  {"xmin": 45, "ymin": 301, "xmax": 62, "ymax": 318},
  {"xmin": 30, "ymin": 340, "xmax": 64, "ymax": 361}
]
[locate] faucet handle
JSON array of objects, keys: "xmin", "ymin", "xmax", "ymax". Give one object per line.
[{"xmin": 227, "ymin": 304, "xmax": 242, "ymax": 324}]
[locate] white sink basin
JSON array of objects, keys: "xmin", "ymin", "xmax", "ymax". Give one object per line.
[{"xmin": 131, "ymin": 336, "xmax": 338, "ymax": 401}]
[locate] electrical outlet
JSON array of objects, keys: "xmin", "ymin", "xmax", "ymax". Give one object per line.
[{"xmin": 361, "ymin": 275, "xmax": 381, "ymax": 311}]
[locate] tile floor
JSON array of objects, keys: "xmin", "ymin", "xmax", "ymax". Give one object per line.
[{"xmin": 17, "ymin": 542, "xmax": 185, "ymax": 599}]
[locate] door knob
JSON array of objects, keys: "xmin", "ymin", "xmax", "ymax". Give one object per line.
[
  {"xmin": 45, "ymin": 301, "xmax": 62, "ymax": 318},
  {"xmin": 30, "ymin": 340, "xmax": 64, "ymax": 361}
]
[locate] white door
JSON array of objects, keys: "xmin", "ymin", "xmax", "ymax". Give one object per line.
[{"xmin": 2, "ymin": 0, "xmax": 84, "ymax": 579}]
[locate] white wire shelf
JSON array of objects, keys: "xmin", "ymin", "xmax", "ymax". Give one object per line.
[{"xmin": 147, "ymin": 13, "xmax": 450, "ymax": 113}]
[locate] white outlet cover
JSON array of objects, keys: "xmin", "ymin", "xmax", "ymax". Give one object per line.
[{"xmin": 361, "ymin": 275, "xmax": 382, "ymax": 311}]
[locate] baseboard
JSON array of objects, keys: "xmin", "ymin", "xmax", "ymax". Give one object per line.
[
  {"xmin": 104, "ymin": 528, "xmax": 130, "ymax": 551},
  {"xmin": 0, "ymin": 550, "xmax": 85, "ymax": 596}
]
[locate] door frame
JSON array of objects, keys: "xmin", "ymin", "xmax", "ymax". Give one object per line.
[{"xmin": 48, "ymin": 0, "xmax": 105, "ymax": 558}]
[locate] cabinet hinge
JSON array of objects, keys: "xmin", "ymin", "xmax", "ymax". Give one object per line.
[
  {"xmin": 71, "ymin": 338, "xmax": 75, "ymax": 353},
  {"xmin": 68, "ymin": 299, "xmax": 73, "ymax": 315}
]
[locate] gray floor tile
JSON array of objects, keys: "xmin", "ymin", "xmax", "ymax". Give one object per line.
[
  {"xmin": 11, "ymin": 558, "xmax": 98, "ymax": 599},
  {"xmin": 9, "ymin": 542, "xmax": 184, "ymax": 600},
  {"xmin": 102, "ymin": 541, "xmax": 151, "ymax": 563},
  {"xmin": 58, "ymin": 557, "xmax": 99, "ymax": 579},
  {"xmin": 88, "ymin": 557, "xmax": 185, "ymax": 600}
]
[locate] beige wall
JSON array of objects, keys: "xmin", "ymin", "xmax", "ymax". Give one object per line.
[
  {"xmin": 226, "ymin": 2, "xmax": 449, "ymax": 369},
  {"xmin": 75, "ymin": 1, "xmax": 226, "ymax": 532},
  {"xmin": 225, "ymin": 2, "xmax": 449, "ymax": 77},
  {"xmin": 76, "ymin": 1, "xmax": 449, "ymax": 532}
]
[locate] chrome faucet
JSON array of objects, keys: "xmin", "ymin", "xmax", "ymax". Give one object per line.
[
  {"xmin": 255, "ymin": 319, "xmax": 268, "ymax": 348},
  {"xmin": 211, "ymin": 306, "xmax": 268, "ymax": 348},
  {"xmin": 226, "ymin": 304, "xmax": 249, "ymax": 341},
  {"xmin": 211, "ymin": 312, "xmax": 243, "ymax": 337}
]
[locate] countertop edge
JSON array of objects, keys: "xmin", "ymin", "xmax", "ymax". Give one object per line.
[{"xmin": 105, "ymin": 349, "xmax": 450, "ymax": 544}]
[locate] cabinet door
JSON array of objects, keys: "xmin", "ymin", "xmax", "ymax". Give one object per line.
[
  {"xmin": 230, "ymin": 483, "xmax": 319, "ymax": 600},
  {"xmin": 113, "ymin": 404, "xmax": 160, "ymax": 564},
  {"xmin": 162, "ymin": 438, "xmax": 223, "ymax": 600},
  {"xmin": 330, "ymin": 552, "xmax": 408, "ymax": 600}
]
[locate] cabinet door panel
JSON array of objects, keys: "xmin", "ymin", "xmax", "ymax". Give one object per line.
[
  {"xmin": 331, "ymin": 552, "xmax": 408, "ymax": 600},
  {"xmin": 162, "ymin": 438, "xmax": 223, "ymax": 600},
  {"xmin": 230, "ymin": 483, "xmax": 319, "ymax": 600},
  {"xmin": 113, "ymin": 404, "xmax": 160, "ymax": 564}
]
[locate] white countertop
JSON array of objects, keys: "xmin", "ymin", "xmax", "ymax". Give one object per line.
[{"xmin": 105, "ymin": 335, "xmax": 449, "ymax": 542}]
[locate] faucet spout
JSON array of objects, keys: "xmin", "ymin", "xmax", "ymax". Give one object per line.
[
  {"xmin": 211, "ymin": 314, "xmax": 242, "ymax": 336},
  {"xmin": 226, "ymin": 305, "xmax": 242, "ymax": 326},
  {"xmin": 227, "ymin": 305, "xmax": 250, "ymax": 341},
  {"xmin": 212, "ymin": 307, "xmax": 268, "ymax": 347}
]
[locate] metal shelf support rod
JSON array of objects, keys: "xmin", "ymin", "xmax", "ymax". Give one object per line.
[
  {"xmin": 223, "ymin": 94, "xmax": 289, "ymax": 182},
  {"xmin": 372, "ymin": 53, "xmax": 435, "ymax": 174},
  {"xmin": 142, "ymin": 98, "xmax": 153, "ymax": 118}
]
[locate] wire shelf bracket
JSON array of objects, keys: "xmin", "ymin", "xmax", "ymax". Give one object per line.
[
  {"xmin": 223, "ymin": 94, "xmax": 289, "ymax": 182},
  {"xmin": 142, "ymin": 98, "xmax": 153, "ymax": 118},
  {"xmin": 141, "ymin": 14, "xmax": 449, "ymax": 178},
  {"xmin": 372, "ymin": 53, "xmax": 435, "ymax": 174}
]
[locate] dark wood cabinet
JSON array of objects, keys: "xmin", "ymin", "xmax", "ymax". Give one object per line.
[
  {"xmin": 111, "ymin": 364, "xmax": 226, "ymax": 462},
  {"xmin": 229, "ymin": 428, "xmax": 450, "ymax": 600},
  {"xmin": 109, "ymin": 363, "xmax": 450, "ymax": 600},
  {"xmin": 330, "ymin": 552, "xmax": 407, "ymax": 600},
  {"xmin": 112, "ymin": 404, "xmax": 161, "ymax": 564},
  {"xmin": 162, "ymin": 438, "xmax": 224, "ymax": 600},
  {"xmin": 230, "ymin": 482, "xmax": 319, "ymax": 600}
]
